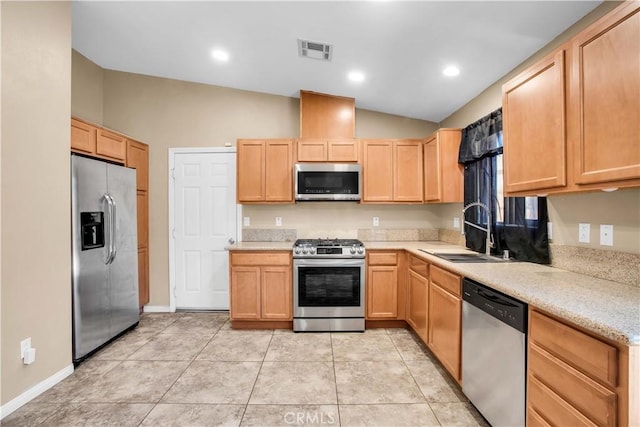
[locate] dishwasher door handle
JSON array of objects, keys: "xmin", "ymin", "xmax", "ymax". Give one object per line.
[{"xmin": 477, "ymin": 289, "xmax": 518, "ymax": 307}]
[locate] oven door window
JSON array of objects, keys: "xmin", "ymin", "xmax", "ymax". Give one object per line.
[{"xmin": 298, "ymin": 266, "xmax": 361, "ymax": 307}]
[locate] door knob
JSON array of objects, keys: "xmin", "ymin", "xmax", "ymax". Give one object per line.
[{"xmin": 228, "ymin": 238, "xmax": 236, "ymax": 244}]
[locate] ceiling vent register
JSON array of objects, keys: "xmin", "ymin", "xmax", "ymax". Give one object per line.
[{"xmin": 297, "ymin": 39, "xmax": 333, "ymax": 61}]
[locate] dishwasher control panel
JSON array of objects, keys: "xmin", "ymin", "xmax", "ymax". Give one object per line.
[{"xmin": 462, "ymin": 278, "xmax": 527, "ymax": 333}]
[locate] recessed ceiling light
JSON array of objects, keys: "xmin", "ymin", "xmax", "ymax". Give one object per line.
[
  {"xmin": 443, "ymin": 65, "xmax": 460, "ymax": 77},
  {"xmin": 348, "ymin": 71, "xmax": 365, "ymax": 82},
  {"xmin": 211, "ymin": 49, "xmax": 229, "ymax": 62}
]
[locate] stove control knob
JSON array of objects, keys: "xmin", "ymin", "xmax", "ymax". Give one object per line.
[
  {"xmin": 357, "ymin": 247, "xmax": 364, "ymax": 255},
  {"xmin": 350, "ymin": 246, "xmax": 356, "ymax": 254},
  {"xmin": 294, "ymin": 247, "xmax": 301, "ymax": 255},
  {"xmin": 309, "ymin": 247, "xmax": 316, "ymax": 254},
  {"xmin": 302, "ymin": 248, "xmax": 309, "ymax": 255}
]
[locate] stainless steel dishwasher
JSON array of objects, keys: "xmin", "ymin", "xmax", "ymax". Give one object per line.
[{"xmin": 462, "ymin": 278, "xmax": 527, "ymax": 427}]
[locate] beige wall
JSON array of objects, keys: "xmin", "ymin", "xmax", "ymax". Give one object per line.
[
  {"xmin": 94, "ymin": 71, "xmax": 437, "ymax": 306},
  {"xmin": 438, "ymin": 1, "xmax": 640, "ymax": 253},
  {"xmin": 1, "ymin": 1, "xmax": 71, "ymax": 406},
  {"xmin": 71, "ymin": 50, "xmax": 103, "ymax": 125}
]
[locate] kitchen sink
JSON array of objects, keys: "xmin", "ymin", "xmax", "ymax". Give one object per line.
[{"xmin": 418, "ymin": 250, "xmax": 511, "ymax": 263}]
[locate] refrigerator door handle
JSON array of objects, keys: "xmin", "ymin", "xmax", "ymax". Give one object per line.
[{"xmin": 103, "ymin": 193, "xmax": 116, "ymax": 265}]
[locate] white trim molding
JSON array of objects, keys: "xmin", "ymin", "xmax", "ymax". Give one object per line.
[
  {"xmin": 0, "ymin": 364, "xmax": 74, "ymax": 420},
  {"xmin": 142, "ymin": 305, "xmax": 173, "ymax": 313}
]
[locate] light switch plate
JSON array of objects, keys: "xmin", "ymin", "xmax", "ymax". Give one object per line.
[
  {"xmin": 243, "ymin": 217, "xmax": 250, "ymax": 227},
  {"xmin": 453, "ymin": 217, "xmax": 460, "ymax": 229},
  {"xmin": 600, "ymin": 224, "xmax": 613, "ymax": 246},
  {"xmin": 373, "ymin": 217, "xmax": 379, "ymax": 227},
  {"xmin": 547, "ymin": 222, "xmax": 553, "ymax": 240},
  {"xmin": 578, "ymin": 223, "xmax": 590, "ymax": 243},
  {"xmin": 20, "ymin": 338, "xmax": 31, "ymax": 359},
  {"xmin": 275, "ymin": 217, "xmax": 282, "ymax": 227}
]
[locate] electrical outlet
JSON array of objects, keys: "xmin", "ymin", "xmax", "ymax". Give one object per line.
[
  {"xmin": 373, "ymin": 217, "xmax": 379, "ymax": 227},
  {"xmin": 600, "ymin": 224, "xmax": 613, "ymax": 246},
  {"xmin": 275, "ymin": 217, "xmax": 282, "ymax": 227},
  {"xmin": 453, "ymin": 217, "xmax": 460, "ymax": 229},
  {"xmin": 578, "ymin": 223, "xmax": 590, "ymax": 243},
  {"xmin": 20, "ymin": 338, "xmax": 31, "ymax": 359},
  {"xmin": 547, "ymin": 222, "xmax": 553, "ymax": 240},
  {"xmin": 243, "ymin": 217, "xmax": 250, "ymax": 227}
]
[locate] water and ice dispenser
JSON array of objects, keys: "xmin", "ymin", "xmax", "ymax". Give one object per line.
[{"xmin": 80, "ymin": 212, "xmax": 104, "ymax": 250}]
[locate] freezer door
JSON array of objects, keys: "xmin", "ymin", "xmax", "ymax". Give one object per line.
[
  {"xmin": 106, "ymin": 162, "xmax": 139, "ymax": 339},
  {"xmin": 72, "ymin": 156, "xmax": 110, "ymax": 361}
]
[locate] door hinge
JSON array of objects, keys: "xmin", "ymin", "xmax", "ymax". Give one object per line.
[
  {"xmin": 171, "ymin": 168, "xmax": 176, "ymax": 180},
  {"xmin": 172, "ymin": 228, "xmax": 176, "ymax": 238}
]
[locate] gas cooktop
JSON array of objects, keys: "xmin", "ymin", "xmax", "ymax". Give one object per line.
[{"xmin": 293, "ymin": 238, "xmax": 365, "ymax": 258}]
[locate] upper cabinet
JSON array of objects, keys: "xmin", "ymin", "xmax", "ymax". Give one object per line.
[
  {"xmin": 126, "ymin": 139, "xmax": 149, "ymax": 191},
  {"xmin": 423, "ymin": 129, "xmax": 463, "ymax": 203},
  {"xmin": 300, "ymin": 90, "xmax": 355, "ymax": 139},
  {"xmin": 502, "ymin": 2, "xmax": 640, "ymax": 195},
  {"xmin": 71, "ymin": 118, "xmax": 126, "ymax": 163},
  {"xmin": 568, "ymin": 2, "xmax": 640, "ymax": 186},
  {"xmin": 362, "ymin": 139, "xmax": 424, "ymax": 203},
  {"xmin": 237, "ymin": 139, "xmax": 294, "ymax": 204},
  {"xmin": 296, "ymin": 138, "xmax": 359, "ymax": 162}
]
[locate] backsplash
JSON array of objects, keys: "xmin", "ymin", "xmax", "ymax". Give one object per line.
[
  {"xmin": 549, "ymin": 244, "xmax": 640, "ymax": 288},
  {"xmin": 357, "ymin": 228, "xmax": 438, "ymax": 241},
  {"xmin": 242, "ymin": 228, "xmax": 297, "ymax": 242}
]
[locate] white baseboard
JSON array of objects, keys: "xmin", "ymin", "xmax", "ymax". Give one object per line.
[
  {"xmin": 143, "ymin": 305, "xmax": 172, "ymax": 313},
  {"xmin": 0, "ymin": 363, "xmax": 74, "ymax": 420}
]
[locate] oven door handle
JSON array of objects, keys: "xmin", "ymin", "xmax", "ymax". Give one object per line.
[{"xmin": 293, "ymin": 258, "xmax": 365, "ymax": 267}]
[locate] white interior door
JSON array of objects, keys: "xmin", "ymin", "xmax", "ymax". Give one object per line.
[{"xmin": 173, "ymin": 151, "xmax": 237, "ymax": 310}]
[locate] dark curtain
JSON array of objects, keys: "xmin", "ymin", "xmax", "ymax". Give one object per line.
[{"xmin": 458, "ymin": 108, "xmax": 550, "ymax": 264}]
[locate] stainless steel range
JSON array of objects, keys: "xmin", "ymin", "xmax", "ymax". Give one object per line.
[{"xmin": 293, "ymin": 238, "xmax": 365, "ymax": 332}]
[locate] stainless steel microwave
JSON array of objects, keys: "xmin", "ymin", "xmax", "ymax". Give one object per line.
[{"xmin": 295, "ymin": 163, "xmax": 361, "ymax": 201}]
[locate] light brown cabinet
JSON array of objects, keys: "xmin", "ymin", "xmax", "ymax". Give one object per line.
[
  {"xmin": 528, "ymin": 309, "xmax": 638, "ymax": 427},
  {"xmin": 362, "ymin": 139, "xmax": 423, "ymax": 203},
  {"xmin": 71, "ymin": 118, "xmax": 126, "ymax": 163},
  {"xmin": 296, "ymin": 139, "xmax": 359, "ymax": 162},
  {"xmin": 229, "ymin": 251, "xmax": 292, "ymax": 322},
  {"xmin": 366, "ymin": 251, "xmax": 400, "ymax": 319},
  {"xmin": 71, "ymin": 118, "xmax": 96, "ymax": 155},
  {"xmin": 502, "ymin": 2, "xmax": 640, "ymax": 195},
  {"xmin": 300, "ymin": 90, "xmax": 355, "ymax": 139},
  {"xmin": 236, "ymin": 139, "xmax": 294, "ymax": 203},
  {"xmin": 427, "ymin": 265, "xmax": 462, "ymax": 382},
  {"xmin": 423, "ymin": 129, "xmax": 463, "ymax": 203},
  {"xmin": 406, "ymin": 255, "xmax": 429, "ymax": 342},
  {"xmin": 96, "ymin": 128, "xmax": 127, "ymax": 162}
]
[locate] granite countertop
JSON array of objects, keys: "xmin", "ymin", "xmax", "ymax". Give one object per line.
[{"xmin": 227, "ymin": 240, "xmax": 640, "ymax": 346}]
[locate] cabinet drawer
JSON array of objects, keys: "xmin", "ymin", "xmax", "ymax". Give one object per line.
[
  {"xmin": 408, "ymin": 255, "xmax": 428, "ymax": 279},
  {"xmin": 529, "ymin": 343, "xmax": 617, "ymax": 426},
  {"xmin": 530, "ymin": 310, "xmax": 617, "ymax": 387},
  {"xmin": 430, "ymin": 265, "xmax": 461, "ymax": 297},
  {"xmin": 528, "ymin": 375, "xmax": 598, "ymax": 427},
  {"xmin": 230, "ymin": 252, "xmax": 291, "ymax": 266},
  {"xmin": 368, "ymin": 252, "xmax": 398, "ymax": 265}
]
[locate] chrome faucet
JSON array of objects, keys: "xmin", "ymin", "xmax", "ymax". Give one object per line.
[{"xmin": 461, "ymin": 202, "xmax": 493, "ymax": 256}]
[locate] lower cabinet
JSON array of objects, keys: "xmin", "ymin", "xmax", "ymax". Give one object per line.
[
  {"xmin": 229, "ymin": 251, "xmax": 292, "ymax": 321},
  {"xmin": 407, "ymin": 255, "xmax": 429, "ymax": 342},
  {"xmin": 366, "ymin": 251, "xmax": 401, "ymax": 319},
  {"xmin": 427, "ymin": 265, "xmax": 462, "ymax": 383}
]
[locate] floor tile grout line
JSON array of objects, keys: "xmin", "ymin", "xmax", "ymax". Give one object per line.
[
  {"xmin": 239, "ymin": 327, "xmax": 275, "ymax": 425},
  {"xmin": 330, "ymin": 332, "xmax": 342, "ymax": 426}
]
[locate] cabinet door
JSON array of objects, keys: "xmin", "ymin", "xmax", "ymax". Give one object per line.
[
  {"xmin": 569, "ymin": 3, "xmax": 640, "ymax": 185},
  {"xmin": 71, "ymin": 119, "xmax": 96, "ymax": 155},
  {"xmin": 362, "ymin": 140, "xmax": 394, "ymax": 202},
  {"xmin": 136, "ymin": 191, "xmax": 149, "ymax": 248},
  {"xmin": 126, "ymin": 139, "xmax": 149, "ymax": 191},
  {"xmin": 424, "ymin": 135, "xmax": 441, "ymax": 201},
  {"xmin": 428, "ymin": 283, "xmax": 461, "ymax": 382},
  {"xmin": 230, "ymin": 266, "xmax": 261, "ymax": 319},
  {"xmin": 96, "ymin": 128, "xmax": 127, "ymax": 162},
  {"xmin": 265, "ymin": 140, "xmax": 294, "ymax": 202},
  {"xmin": 407, "ymin": 269, "xmax": 429, "ymax": 342},
  {"xmin": 138, "ymin": 247, "xmax": 149, "ymax": 306},
  {"xmin": 261, "ymin": 266, "xmax": 292, "ymax": 320},
  {"xmin": 328, "ymin": 139, "xmax": 359, "ymax": 162},
  {"xmin": 297, "ymin": 139, "xmax": 327, "ymax": 162},
  {"xmin": 394, "ymin": 140, "xmax": 424, "ymax": 202},
  {"xmin": 366, "ymin": 266, "xmax": 398, "ymax": 319},
  {"xmin": 503, "ymin": 50, "xmax": 567, "ymax": 194},
  {"xmin": 237, "ymin": 140, "xmax": 266, "ymax": 202}
]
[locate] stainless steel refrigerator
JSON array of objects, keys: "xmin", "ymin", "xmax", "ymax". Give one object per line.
[{"xmin": 71, "ymin": 155, "xmax": 139, "ymax": 363}]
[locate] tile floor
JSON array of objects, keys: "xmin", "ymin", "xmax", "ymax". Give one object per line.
[{"xmin": 3, "ymin": 313, "xmax": 489, "ymax": 426}]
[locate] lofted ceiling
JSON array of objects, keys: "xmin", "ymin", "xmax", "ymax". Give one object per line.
[{"xmin": 72, "ymin": 1, "xmax": 601, "ymax": 122}]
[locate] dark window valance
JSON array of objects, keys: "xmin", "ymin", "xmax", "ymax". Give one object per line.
[{"xmin": 458, "ymin": 108, "xmax": 503, "ymax": 165}]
